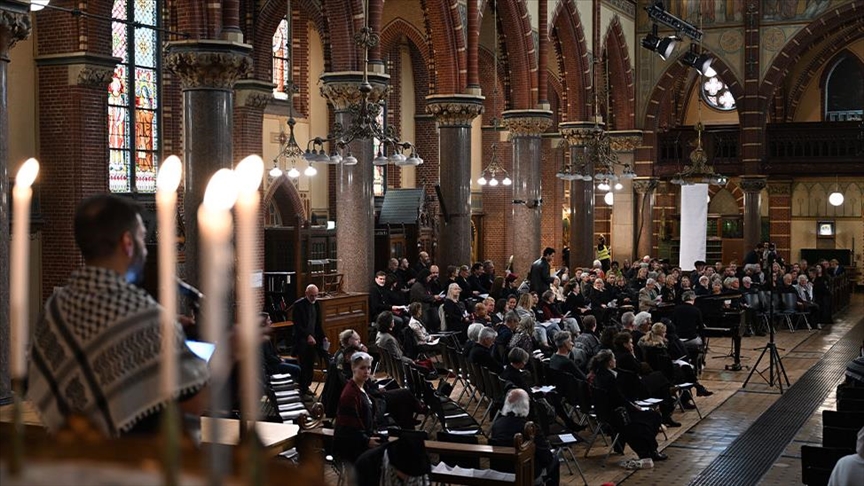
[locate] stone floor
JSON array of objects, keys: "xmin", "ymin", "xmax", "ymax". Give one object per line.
[{"xmin": 2, "ymin": 293, "xmax": 861, "ymax": 486}]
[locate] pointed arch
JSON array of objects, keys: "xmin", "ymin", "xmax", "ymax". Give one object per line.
[
  {"xmin": 759, "ymin": 1, "xmax": 864, "ymax": 115},
  {"xmin": 787, "ymin": 36, "xmax": 864, "ymax": 122},
  {"xmin": 481, "ymin": 0, "xmax": 537, "ymax": 109},
  {"xmin": 253, "ymin": 0, "xmax": 326, "ymax": 81},
  {"xmin": 602, "ymin": 16, "xmax": 635, "ymax": 130},
  {"xmin": 321, "ymin": 0, "xmax": 364, "ymax": 71},
  {"xmin": 379, "ymin": 18, "xmax": 432, "ymax": 88},
  {"xmin": 420, "ymin": 0, "xmax": 465, "ymax": 94},
  {"xmin": 263, "ymin": 177, "xmax": 308, "ymax": 225},
  {"xmin": 550, "ymin": 0, "xmax": 591, "ymax": 121}
]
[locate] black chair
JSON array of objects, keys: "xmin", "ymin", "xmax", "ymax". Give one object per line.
[
  {"xmin": 421, "ymin": 379, "xmax": 484, "ymax": 437},
  {"xmin": 584, "ymin": 384, "xmax": 623, "ymax": 466},
  {"xmin": 822, "ymin": 426, "xmax": 858, "ymax": 450},
  {"xmin": 435, "ymin": 432, "xmax": 481, "ymax": 469},
  {"xmin": 801, "ymin": 445, "xmax": 854, "ymax": 486},
  {"xmin": 823, "ymin": 410, "xmax": 864, "ymax": 430}
]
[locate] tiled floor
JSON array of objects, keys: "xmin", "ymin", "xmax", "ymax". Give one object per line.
[{"xmin": 2, "ymin": 293, "xmax": 861, "ymax": 486}]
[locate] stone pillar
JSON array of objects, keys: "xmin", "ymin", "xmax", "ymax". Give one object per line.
[
  {"xmin": 633, "ymin": 177, "xmax": 658, "ymax": 260},
  {"xmin": 608, "ymin": 130, "xmax": 643, "ymax": 264},
  {"xmin": 165, "ymin": 40, "xmax": 253, "ymax": 288},
  {"xmin": 503, "ymin": 110, "xmax": 553, "ymax": 275},
  {"xmin": 426, "ymin": 95, "xmax": 483, "ymax": 272},
  {"xmin": 740, "ymin": 175, "xmax": 767, "ymax": 257},
  {"xmin": 320, "ymin": 72, "xmax": 389, "ymax": 292},
  {"xmin": 0, "ymin": 0, "xmax": 32, "ymax": 405},
  {"xmin": 560, "ymin": 122, "xmax": 596, "ymax": 269}
]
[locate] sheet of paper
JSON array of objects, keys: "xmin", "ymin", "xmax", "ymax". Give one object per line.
[{"xmin": 558, "ymin": 433, "xmax": 577, "ymax": 443}]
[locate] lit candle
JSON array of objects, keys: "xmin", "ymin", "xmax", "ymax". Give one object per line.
[
  {"xmin": 198, "ymin": 169, "xmax": 238, "ymax": 472},
  {"xmin": 234, "ymin": 155, "xmax": 264, "ymax": 426},
  {"xmin": 11, "ymin": 158, "xmax": 39, "ymax": 379},
  {"xmin": 156, "ymin": 156, "xmax": 183, "ymax": 399}
]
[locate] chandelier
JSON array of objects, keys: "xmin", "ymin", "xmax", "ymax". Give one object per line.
[
  {"xmin": 270, "ymin": 0, "xmax": 314, "ymax": 179},
  {"xmin": 476, "ymin": 1, "xmax": 511, "ymax": 187},
  {"xmin": 302, "ymin": 0, "xmax": 421, "ymax": 168}
]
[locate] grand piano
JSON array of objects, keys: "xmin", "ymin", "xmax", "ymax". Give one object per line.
[{"xmin": 695, "ymin": 293, "xmax": 746, "ymax": 370}]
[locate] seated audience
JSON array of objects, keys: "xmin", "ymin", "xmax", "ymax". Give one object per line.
[
  {"xmin": 334, "ymin": 352, "xmax": 380, "ymax": 464},
  {"xmin": 549, "ymin": 331, "xmax": 587, "ymax": 380},
  {"xmin": 469, "ymin": 327, "xmax": 502, "ymax": 372},
  {"xmin": 490, "ymin": 389, "xmax": 560, "ymax": 485}
]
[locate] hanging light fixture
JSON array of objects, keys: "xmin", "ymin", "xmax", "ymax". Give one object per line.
[
  {"xmin": 271, "ymin": 0, "xmax": 305, "ymax": 179},
  {"xmin": 303, "ymin": 0, "xmax": 421, "ymax": 168},
  {"xmin": 829, "ymin": 177, "xmax": 844, "ymax": 206},
  {"xmin": 477, "ymin": 1, "xmax": 512, "ymax": 188},
  {"xmin": 670, "ymin": 8, "xmax": 726, "ymax": 186}
]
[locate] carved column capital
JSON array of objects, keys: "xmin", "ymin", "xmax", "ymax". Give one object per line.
[
  {"xmin": 235, "ymin": 79, "xmax": 275, "ymax": 109},
  {"xmin": 767, "ymin": 180, "xmax": 792, "ymax": 196},
  {"xmin": 502, "ymin": 109, "xmax": 553, "ymax": 137},
  {"xmin": 607, "ymin": 130, "xmax": 644, "ymax": 152},
  {"xmin": 739, "ymin": 175, "xmax": 767, "ymax": 193},
  {"xmin": 35, "ymin": 52, "xmax": 120, "ymax": 89},
  {"xmin": 559, "ymin": 121, "xmax": 600, "ymax": 146},
  {"xmin": 75, "ymin": 64, "xmax": 115, "ymax": 88},
  {"xmin": 425, "ymin": 94, "xmax": 484, "ymax": 127},
  {"xmin": 0, "ymin": 5, "xmax": 31, "ymax": 58},
  {"xmin": 633, "ymin": 177, "xmax": 659, "ymax": 194},
  {"xmin": 164, "ymin": 40, "xmax": 253, "ymax": 90},
  {"xmin": 319, "ymin": 71, "xmax": 390, "ymax": 110}
]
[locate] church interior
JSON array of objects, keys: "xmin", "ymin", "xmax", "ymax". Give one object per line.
[{"xmin": 1, "ymin": 0, "xmax": 863, "ymax": 485}]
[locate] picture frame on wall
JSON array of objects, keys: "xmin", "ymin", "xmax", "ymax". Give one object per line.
[{"xmin": 817, "ymin": 221, "xmax": 835, "ymax": 237}]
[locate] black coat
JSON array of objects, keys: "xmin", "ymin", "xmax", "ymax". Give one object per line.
[
  {"xmin": 529, "ymin": 257, "xmax": 554, "ymax": 294},
  {"xmin": 671, "ymin": 303, "xmax": 704, "ymax": 340},
  {"xmin": 292, "ymin": 297, "xmax": 324, "ymax": 349},
  {"xmin": 470, "ymin": 344, "xmax": 502, "ymax": 372},
  {"xmin": 489, "ymin": 414, "xmax": 554, "ymax": 480}
]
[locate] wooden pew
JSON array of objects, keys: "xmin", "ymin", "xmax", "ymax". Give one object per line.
[{"xmin": 300, "ymin": 424, "xmax": 537, "ymax": 486}]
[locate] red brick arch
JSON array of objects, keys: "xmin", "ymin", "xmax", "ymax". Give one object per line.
[
  {"xmin": 480, "ymin": 0, "xmax": 537, "ymax": 109},
  {"xmin": 263, "ymin": 177, "xmax": 307, "ymax": 225},
  {"xmin": 421, "ymin": 0, "xmax": 465, "ymax": 94},
  {"xmin": 321, "ymin": 0, "xmax": 364, "ymax": 71},
  {"xmin": 550, "ymin": 0, "xmax": 590, "ymax": 120},
  {"xmin": 380, "ymin": 18, "xmax": 432, "ymax": 113},
  {"xmin": 758, "ymin": 1, "xmax": 864, "ymax": 115},
  {"xmin": 602, "ymin": 16, "xmax": 635, "ymax": 130},
  {"xmin": 252, "ymin": 0, "xmax": 326, "ymax": 81},
  {"xmin": 787, "ymin": 32, "xmax": 864, "ymax": 122}
]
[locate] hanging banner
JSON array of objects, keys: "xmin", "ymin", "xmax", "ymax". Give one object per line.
[{"xmin": 679, "ymin": 184, "xmax": 709, "ymax": 271}]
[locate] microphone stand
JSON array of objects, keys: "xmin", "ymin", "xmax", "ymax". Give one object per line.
[{"xmin": 742, "ymin": 254, "xmax": 790, "ymax": 393}]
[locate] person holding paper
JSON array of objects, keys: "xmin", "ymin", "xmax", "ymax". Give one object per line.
[{"xmin": 28, "ymin": 195, "xmax": 209, "ymax": 437}]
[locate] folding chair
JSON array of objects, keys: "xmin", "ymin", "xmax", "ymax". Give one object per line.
[{"xmin": 584, "ymin": 385, "xmax": 623, "ymax": 466}]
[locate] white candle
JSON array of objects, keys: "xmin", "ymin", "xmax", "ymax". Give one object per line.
[
  {"xmin": 198, "ymin": 169, "xmax": 239, "ymax": 425},
  {"xmin": 156, "ymin": 156, "xmax": 183, "ymax": 399},
  {"xmin": 234, "ymin": 155, "xmax": 264, "ymax": 426},
  {"xmin": 10, "ymin": 158, "xmax": 39, "ymax": 379}
]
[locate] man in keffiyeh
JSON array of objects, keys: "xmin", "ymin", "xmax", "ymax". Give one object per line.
[{"xmin": 27, "ymin": 194, "xmax": 209, "ymax": 437}]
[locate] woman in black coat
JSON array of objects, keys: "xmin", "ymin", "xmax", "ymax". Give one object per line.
[{"xmin": 588, "ymin": 350, "xmax": 667, "ymax": 462}]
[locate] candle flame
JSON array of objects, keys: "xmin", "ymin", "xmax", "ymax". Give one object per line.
[
  {"xmin": 203, "ymin": 169, "xmax": 239, "ymax": 211},
  {"xmin": 235, "ymin": 155, "xmax": 264, "ymax": 194},
  {"xmin": 156, "ymin": 155, "xmax": 183, "ymax": 193},
  {"xmin": 15, "ymin": 158, "xmax": 40, "ymax": 188}
]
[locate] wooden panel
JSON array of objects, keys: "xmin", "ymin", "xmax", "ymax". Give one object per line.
[{"xmin": 319, "ymin": 293, "xmax": 369, "ymax": 349}]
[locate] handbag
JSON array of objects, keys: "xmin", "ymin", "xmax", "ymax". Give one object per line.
[{"xmin": 613, "ymin": 406, "xmax": 631, "ymax": 426}]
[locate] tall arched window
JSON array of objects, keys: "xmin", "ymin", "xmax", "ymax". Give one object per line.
[
  {"xmin": 272, "ymin": 18, "xmax": 290, "ymax": 100},
  {"xmin": 824, "ymin": 54, "xmax": 864, "ymax": 122},
  {"xmin": 109, "ymin": 0, "xmax": 161, "ymax": 193}
]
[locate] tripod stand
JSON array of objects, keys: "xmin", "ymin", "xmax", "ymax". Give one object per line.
[{"xmin": 742, "ymin": 286, "xmax": 790, "ymax": 393}]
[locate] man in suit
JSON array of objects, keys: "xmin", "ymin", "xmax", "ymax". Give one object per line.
[
  {"xmin": 293, "ymin": 284, "xmax": 326, "ymax": 396},
  {"xmin": 469, "ymin": 327, "xmax": 502, "ymax": 372},
  {"xmin": 529, "ymin": 247, "xmax": 556, "ymax": 295},
  {"xmin": 671, "ymin": 290, "xmax": 705, "ymax": 354}
]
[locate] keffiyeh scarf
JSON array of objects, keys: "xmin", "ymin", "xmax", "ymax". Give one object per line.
[{"xmin": 27, "ymin": 266, "xmax": 209, "ymax": 436}]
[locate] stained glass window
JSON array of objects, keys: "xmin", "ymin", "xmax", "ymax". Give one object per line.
[
  {"xmin": 701, "ymin": 75, "xmax": 736, "ymax": 111},
  {"xmin": 109, "ymin": 0, "xmax": 160, "ymax": 193},
  {"xmin": 272, "ymin": 18, "xmax": 290, "ymax": 100}
]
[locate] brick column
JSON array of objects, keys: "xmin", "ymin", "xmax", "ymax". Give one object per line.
[
  {"xmin": 740, "ymin": 175, "xmax": 767, "ymax": 258},
  {"xmin": 320, "ymin": 72, "xmax": 389, "ymax": 292},
  {"xmin": 0, "ymin": 0, "xmax": 32, "ymax": 405},
  {"xmin": 165, "ymin": 40, "xmax": 253, "ymax": 287},
  {"xmin": 503, "ymin": 110, "xmax": 553, "ymax": 275},
  {"xmin": 633, "ymin": 177, "xmax": 659, "ymax": 261},
  {"xmin": 740, "ymin": 2, "xmax": 763, "ymax": 174},
  {"xmin": 767, "ymin": 180, "xmax": 792, "ymax": 262},
  {"xmin": 426, "ymin": 94, "xmax": 484, "ymax": 272},
  {"xmin": 560, "ymin": 122, "xmax": 597, "ymax": 268},
  {"xmin": 234, "ymin": 79, "xmax": 272, "ymax": 308}
]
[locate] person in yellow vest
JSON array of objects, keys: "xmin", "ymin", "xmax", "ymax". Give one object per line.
[{"xmin": 597, "ymin": 235, "xmax": 612, "ymax": 273}]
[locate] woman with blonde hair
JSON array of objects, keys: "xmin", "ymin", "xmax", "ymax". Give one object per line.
[
  {"xmin": 443, "ymin": 282, "xmax": 470, "ymax": 340},
  {"xmin": 639, "ymin": 321, "xmax": 712, "ymax": 398}
]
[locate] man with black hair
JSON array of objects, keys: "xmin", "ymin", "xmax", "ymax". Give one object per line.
[
  {"xmin": 529, "ymin": 247, "xmax": 556, "ymax": 295},
  {"xmin": 28, "ymin": 194, "xmax": 209, "ymax": 437}
]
